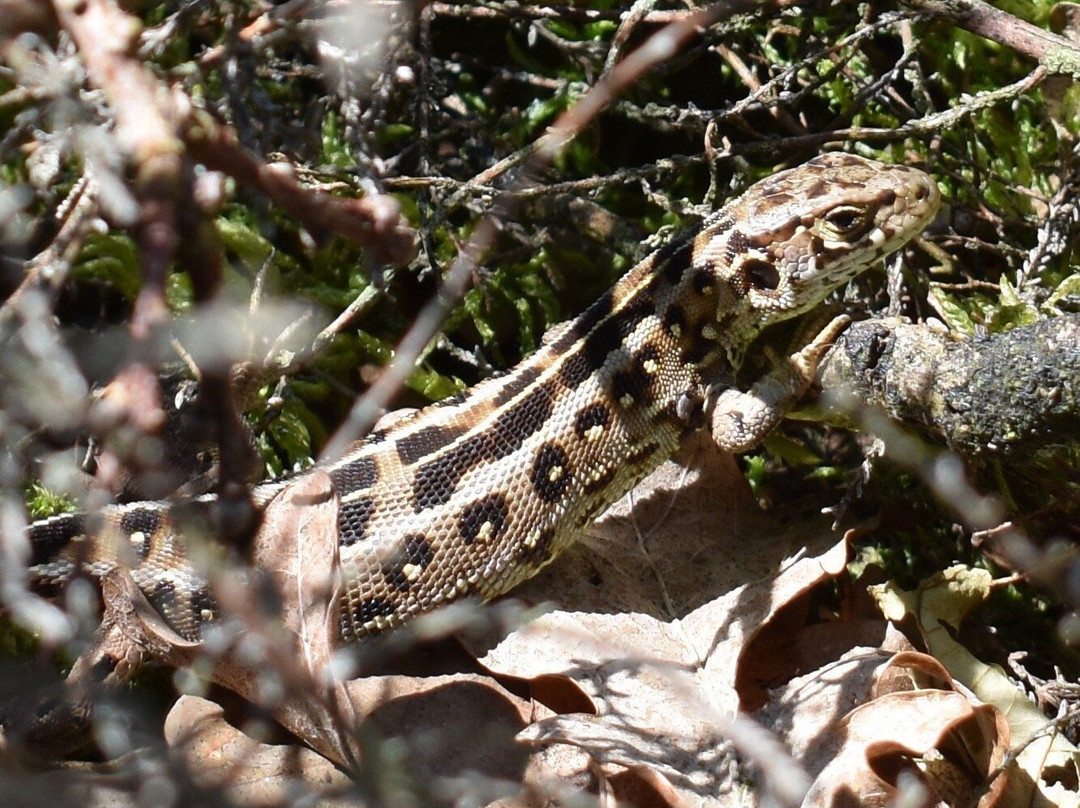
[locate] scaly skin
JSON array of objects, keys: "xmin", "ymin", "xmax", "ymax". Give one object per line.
[{"xmin": 26, "ymin": 152, "xmax": 940, "ymax": 643}]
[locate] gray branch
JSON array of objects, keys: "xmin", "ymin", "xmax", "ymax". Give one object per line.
[{"xmin": 816, "ymin": 315, "xmax": 1080, "ymax": 459}]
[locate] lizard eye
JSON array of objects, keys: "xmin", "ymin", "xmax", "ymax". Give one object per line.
[
  {"xmin": 742, "ymin": 259, "xmax": 780, "ymax": 291},
  {"xmin": 822, "ymin": 205, "xmax": 871, "ymax": 238}
]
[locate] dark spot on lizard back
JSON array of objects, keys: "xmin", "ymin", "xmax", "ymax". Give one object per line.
[
  {"xmin": 657, "ymin": 237, "xmax": 695, "ymax": 285},
  {"xmin": 458, "ymin": 494, "xmax": 511, "ymax": 545},
  {"xmin": 680, "ymin": 321, "xmax": 714, "ymax": 365},
  {"xmin": 340, "ymin": 496, "xmax": 377, "ymax": 545},
  {"xmin": 559, "ymin": 299, "xmax": 653, "ymax": 387},
  {"xmin": 574, "ymin": 402, "xmax": 611, "ymax": 438},
  {"xmin": 188, "ymin": 586, "xmax": 216, "ymax": 629},
  {"xmin": 486, "ymin": 382, "xmax": 556, "ymax": 459},
  {"xmin": 120, "ymin": 508, "xmax": 161, "ymax": 539},
  {"xmin": 530, "ymin": 443, "xmax": 572, "ymax": 503},
  {"xmin": 331, "ymin": 455, "xmax": 380, "ymax": 493},
  {"xmin": 382, "ymin": 535, "xmax": 436, "ymax": 592},
  {"xmin": 518, "ymin": 527, "xmax": 556, "ymax": 566},
  {"xmin": 611, "ymin": 364, "xmax": 654, "ymax": 407},
  {"xmin": 662, "ymin": 304, "xmax": 687, "ymax": 337},
  {"xmin": 493, "ymin": 366, "xmax": 542, "ymax": 406},
  {"xmin": 356, "ymin": 597, "xmax": 397, "ymax": 626},
  {"xmin": 626, "ymin": 441, "xmax": 662, "ymax": 467},
  {"xmin": 693, "ymin": 265, "xmax": 716, "ymax": 295},
  {"xmin": 413, "ymin": 383, "xmax": 556, "ymax": 510},
  {"xmin": 395, "ymin": 424, "xmax": 468, "ymax": 466},
  {"xmin": 29, "ymin": 514, "xmax": 87, "ymax": 566},
  {"xmin": 611, "ymin": 344, "xmax": 661, "ymax": 407},
  {"xmin": 412, "ymin": 438, "xmax": 487, "ymax": 512},
  {"xmin": 582, "ymin": 465, "xmax": 617, "ymax": 495},
  {"xmin": 546, "ymin": 292, "xmax": 614, "ymax": 355}
]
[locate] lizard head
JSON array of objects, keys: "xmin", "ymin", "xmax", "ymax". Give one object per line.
[{"xmin": 692, "ymin": 152, "xmax": 939, "ymax": 334}]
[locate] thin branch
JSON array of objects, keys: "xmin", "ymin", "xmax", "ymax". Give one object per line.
[
  {"xmin": 903, "ymin": 0, "xmax": 1080, "ymax": 71},
  {"xmin": 182, "ymin": 109, "xmax": 417, "ymax": 266},
  {"xmin": 428, "ymin": 1, "xmax": 691, "ymax": 26},
  {"xmin": 719, "ymin": 66, "xmax": 1047, "ymax": 158}
]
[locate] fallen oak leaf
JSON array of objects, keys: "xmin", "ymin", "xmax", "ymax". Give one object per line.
[
  {"xmin": 164, "ymin": 694, "xmax": 354, "ymax": 804},
  {"xmin": 481, "ymin": 433, "xmax": 850, "ymax": 805},
  {"xmin": 803, "ymin": 652, "xmax": 1011, "ymax": 808},
  {"xmin": 871, "ymin": 565, "xmax": 1080, "ymax": 806}
]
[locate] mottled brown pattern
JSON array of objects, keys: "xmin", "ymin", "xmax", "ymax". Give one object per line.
[{"xmin": 26, "ymin": 154, "xmax": 939, "ymax": 644}]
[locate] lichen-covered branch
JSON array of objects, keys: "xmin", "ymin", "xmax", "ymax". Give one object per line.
[{"xmin": 817, "ymin": 315, "xmax": 1080, "ymax": 460}]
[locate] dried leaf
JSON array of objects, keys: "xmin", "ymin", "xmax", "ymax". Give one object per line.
[
  {"xmin": 481, "ymin": 433, "xmax": 851, "ymax": 804},
  {"xmin": 164, "ymin": 694, "xmax": 356, "ymax": 806},
  {"xmin": 210, "ymin": 471, "xmax": 360, "ymax": 767},
  {"xmin": 871, "ymin": 566, "xmax": 1080, "ymax": 806},
  {"xmin": 250, "ymin": 469, "xmax": 342, "ymax": 680},
  {"xmin": 812, "ymin": 652, "xmax": 1010, "ymax": 808}
]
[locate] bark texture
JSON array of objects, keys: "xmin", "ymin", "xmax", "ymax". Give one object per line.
[{"xmin": 818, "ymin": 315, "xmax": 1080, "ymax": 459}]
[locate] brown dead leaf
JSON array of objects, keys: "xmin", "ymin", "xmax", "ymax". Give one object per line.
[
  {"xmin": 173, "ymin": 659, "xmax": 545, "ymax": 799},
  {"xmin": 164, "ymin": 694, "xmax": 357, "ymax": 806},
  {"xmin": 873, "ymin": 650, "xmax": 955, "ymax": 697},
  {"xmin": 480, "ymin": 432, "xmax": 853, "ymax": 805},
  {"xmin": 758, "ymin": 647, "xmax": 1011, "ymax": 808},
  {"xmin": 801, "ymin": 652, "xmax": 1011, "ymax": 808},
  {"xmin": 249, "ymin": 469, "xmax": 341, "ymax": 680},
  {"xmin": 608, "ymin": 764, "xmax": 692, "ymax": 808},
  {"xmin": 742, "ymin": 617, "xmax": 893, "ymax": 707},
  {"xmin": 873, "ymin": 566, "xmax": 1080, "ymax": 806},
  {"xmin": 755, "ymin": 646, "xmax": 889, "ymax": 788},
  {"xmin": 335, "ymin": 673, "xmax": 600, "ymax": 808},
  {"xmin": 206, "ymin": 470, "xmax": 363, "ymax": 768},
  {"xmin": 350, "ymin": 674, "xmax": 535, "ymax": 787}
]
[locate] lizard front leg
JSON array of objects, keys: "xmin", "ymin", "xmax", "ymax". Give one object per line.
[{"xmin": 708, "ymin": 313, "xmax": 852, "ymax": 454}]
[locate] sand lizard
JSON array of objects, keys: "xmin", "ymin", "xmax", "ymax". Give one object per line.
[{"xmin": 24, "ymin": 152, "xmax": 939, "ymax": 646}]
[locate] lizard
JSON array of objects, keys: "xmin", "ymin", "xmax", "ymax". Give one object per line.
[{"xmin": 22, "ymin": 152, "xmax": 940, "ymax": 652}]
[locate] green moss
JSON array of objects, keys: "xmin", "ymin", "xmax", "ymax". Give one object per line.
[{"xmin": 24, "ymin": 482, "xmax": 76, "ymax": 520}]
